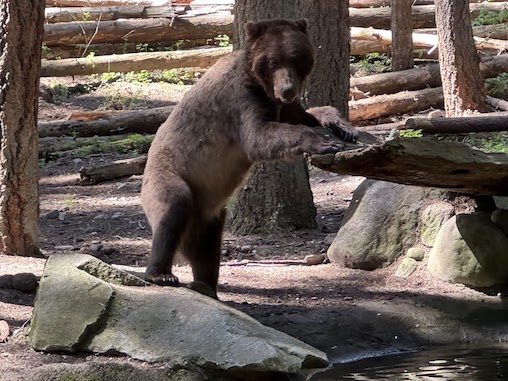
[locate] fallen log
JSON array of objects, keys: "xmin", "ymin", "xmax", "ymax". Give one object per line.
[
  {"xmin": 41, "ymin": 40, "xmax": 210, "ymax": 60},
  {"xmin": 79, "ymin": 155, "xmax": 148, "ymax": 185},
  {"xmin": 43, "ymin": 14, "xmax": 233, "ymax": 46},
  {"xmin": 350, "ymin": 64, "xmax": 441, "ymax": 96},
  {"xmin": 418, "ymin": 23, "xmax": 508, "ymax": 41},
  {"xmin": 46, "ymin": 0, "xmax": 173, "ymax": 6},
  {"xmin": 41, "ymin": 36, "xmax": 397, "ymax": 60},
  {"xmin": 351, "ymin": 26, "xmax": 508, "ymax": 55},
  {"xmin": 487, "ymin": 96, "xmax": 508, "ymax": 112},
  {"xmin": 350, "ymin": 3, "xmax": 508, "ymax": 29},
  {"xmin": 44, "ymin": 5, "xmax": 185, "ymax": 23},
  {"xmin": 405, "ymin": 114, "xmax": 508, "ymax": 133},
  {"xmin": 350, "ymin": 0, "xmax": 507, "ymax": 7},
  {"xmin": 40, "ymin": 47, "xmax": 231, "ymax": 77},
  {"xmin": 350, "ymin": 53, "xmax": 508, "ymax": 97},
  {"xmin": 39, "ymin": 134, "xmax": 154, "ymax": 159},
  {"xmin": 38, "ymin": 105, "xmax": 174, "ymax": 138},
  {"xmin": 310, "ymin": 135, "xmax": 508, "ymax": 196},
  {"xmin": 349, "ymin": 87, "xmax": 444, "ymax": 121}
]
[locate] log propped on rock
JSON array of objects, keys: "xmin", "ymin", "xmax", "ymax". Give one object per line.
[{"xmin": 310, "ymin": 135, "xmax": 508, "ymax": 196}]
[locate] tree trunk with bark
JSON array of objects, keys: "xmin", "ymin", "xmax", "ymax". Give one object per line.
[
  {"xmin": 229, "ymin": 0, "xmax": 350, "ymax": 235},
  {"xmin": 391, "ymin": 0, "xmax": 413, "ymax": 71},
  {"xmin": 0, "ymin": 0, "xmax": 44, "ymax": 256},
  {"xmin": 434, "ymin": 0, "xmax": 488, "ymax": 116}
]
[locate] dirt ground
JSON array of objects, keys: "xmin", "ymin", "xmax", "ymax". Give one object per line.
[{"xmin": 0, "ymin": 79, "xmax": 507, "ymax": 375}]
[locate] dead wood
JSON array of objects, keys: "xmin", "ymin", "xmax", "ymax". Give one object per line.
[
  {"xmin": 349, "ymin": 87, "xmax": 444, "ymax": 121},
  {"xmin": 419, "ymin": 23, "xmax": 508, "ymax": 41},
  {"xmin": 351, "ymin": 27, "xmax": 508, "ymax": 55},
  {"xmin": 39, "ymin": 134, "xmax": 154, "ymax": 159},
  {"xmin": 486, "ymin": 96, "xmax": 508, "ymax": 112},
  {"xmin": 44, "ymin": 5, "xmax": 184, "ymax": 23},
  {"xmin": 405, "ymin": 114, "xmax": 508, "ymax": 133},
  {"xmin": 310, "ymin": 135, "xmax": 508, "ymax": 196},
  {"xmin": 46, "ymin": 0, "xmax": 173, "ymax": 5},
  {"xmin": 38, "ymin": 106, "xmax": 174, "ymax": 138},
  {"xmin": 350, "ymin": 3, "xmax": 508, "ymax": 29},
  {"xmin": 43, "ymin": 14, "xmax": 233, "ymax": 46},
  {"xmin": 40, "ymin": 47, "xmax": 231, "ymax": 77},
  {"xmin": 351, "ymin": 53, "xmax": 508, "ymax": 97},
  {"xmin": 79, "ymin": 155, "xmax": 147, "ymax": 185},
  {"xmin": 349, "ymin": 0, "xmax": 507, "ymax": 7}
]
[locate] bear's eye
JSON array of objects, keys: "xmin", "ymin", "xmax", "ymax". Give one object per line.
[{"xmin": 267, "ymin": 58, "xmax": 277, "ymax": 68}]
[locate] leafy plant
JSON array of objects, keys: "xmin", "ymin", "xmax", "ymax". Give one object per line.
[
  {"xmin": 351, "ymin": 53, "xmax": 391, "ymax": 76},
  {"xmin": 214, "ymin": 35, "xmax": 231, "ymax": 47},
  {"xmin": 41, "ymin": 44, "xmax": 51, "ymax": 60},
  {"xmin": 399, "ymin": 129, "xmax": 423, "ymax": 138},
  {"xmin": 486, "ymin": 72, "xmax": 508, "ymax": 99},
  {"xmin": 466, "ymin": 133, "xmax": 508, "ymax": 153},
  {"xmin": 472, "ymin": 6, "xmax": 508, "ymax": 26}
]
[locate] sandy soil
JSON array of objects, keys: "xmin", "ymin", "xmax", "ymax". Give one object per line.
[{"xmin": 0, "ymin": 79, "xmax": 507, "ymax": 375}]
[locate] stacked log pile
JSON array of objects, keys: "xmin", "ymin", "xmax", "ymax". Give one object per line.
[{"xmin": 39, "ymin": 0, "xmax": 508, "ymax": 184}]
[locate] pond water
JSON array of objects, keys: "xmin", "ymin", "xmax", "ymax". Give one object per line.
[{"xmin": 311, "ymin": 345, "xmax": 508, "ymax": 381}]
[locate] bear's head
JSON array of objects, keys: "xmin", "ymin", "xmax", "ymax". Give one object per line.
[{"xmin": 244, "ymin": 19, "xmax": 314, "ymax": 104}]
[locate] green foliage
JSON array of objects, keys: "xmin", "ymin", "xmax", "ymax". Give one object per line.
[
  {"xmin": 41, "ymin": 44, "xmax": 51, "ymax": 60},
  {"xmin": 81, "ymin": 11, "xmax": 91, "ymax": 21},
  {"xmin": 462, "ymin": 133, "xmax": 508, "ymax": 153},
  {"xmin": 351, "ymin": 53, "xmax": 391, "ymax": 76},
  {"xmin": 214, "ymin": 35, "xmax": 231, "ymax": 47},
  {"xmin": 52, "ymin": 82, "xmax": 96, "ymax": 98},
  {"xmin": 472, "ymin": 6, "xmax": 508, "ymax": 26},
  {"xmin": 486, "ymin": 72, "xmax": 508, "ymax": 99},
  {"xmin": 73, "ymin": 134, "xmax": 154, "ymax": 156},
  {"xmin": 399, "ymin": 129, "xmax": 423, "ymax": 138},
  {"xmin": 98, "ymin": 69, "xmax": 196, "ymax": 85}
]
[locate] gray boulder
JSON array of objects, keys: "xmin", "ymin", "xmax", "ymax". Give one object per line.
[
  {"xmin": 419, "ymin": 202, "xmax": 455, "ymax": 247},
  {"xmin": 327, "ymin": 180, "xmax": 439, "ymax": 270},
  {"xmin": 428, "ymin": 213, "xmax": 508, "ymax": 287},
  {"xmin": 494, "ymin": 196, "xmax": 508, "ymax": 210},
  {"xmin": 30, "ymin": 254, "xmax": 327, "ymax": 380}
]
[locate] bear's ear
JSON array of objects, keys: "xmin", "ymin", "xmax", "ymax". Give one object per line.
[
  {"xmin": 294, "ymin": 19, "xmax": 308, "ymax": 34},
  {"xmin": 245, "ymin": 21, "xmax": 265, "ymax": 41}
]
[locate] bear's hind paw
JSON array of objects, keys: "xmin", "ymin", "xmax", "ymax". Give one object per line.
[{"xmin": 145, "ymin": 272, "xmax": 180, "ymax": 286}]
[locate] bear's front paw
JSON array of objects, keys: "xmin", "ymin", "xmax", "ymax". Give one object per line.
[
  {"xmin": 302, "ymin": 139, "xmax": 344, "ymax": 156},
  {"xmin": 145, "ymin": 271, "xmax": 179, "ymax": 286},
  {"xmin": 307, "ymin": 106, "xmax": 358, "ymax": 143}
]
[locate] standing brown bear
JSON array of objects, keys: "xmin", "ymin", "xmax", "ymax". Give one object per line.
[{"xmin": 141, "ymin": 19, "xmax": 357, "ymax": 295}]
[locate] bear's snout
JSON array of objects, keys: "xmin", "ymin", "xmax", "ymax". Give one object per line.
[{"xmin": 273, "ymin": 67, "xmax": 300, "ymax": 103}]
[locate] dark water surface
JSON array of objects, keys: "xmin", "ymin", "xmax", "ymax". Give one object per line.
[{"xmin": 311, "ymin": 345, "xmax": 508, "ymax": 380}]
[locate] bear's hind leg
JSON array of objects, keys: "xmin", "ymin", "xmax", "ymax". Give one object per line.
[
  {"xmin": 144, "ymin": 190, "xmax": 193, "ymax": 286},
  {"xmin": 183, "ymin": 209, "xmax": 226, "ymax": 297}
]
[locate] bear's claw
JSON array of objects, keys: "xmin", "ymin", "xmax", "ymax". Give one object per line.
[{"xmin": 145, "ymin": 272, "xmax": 179, "ymax": 286}]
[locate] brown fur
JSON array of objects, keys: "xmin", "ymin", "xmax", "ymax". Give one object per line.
[{"xmin": 141, "ymin": 19, "xmax": 357, "ymax": 295}]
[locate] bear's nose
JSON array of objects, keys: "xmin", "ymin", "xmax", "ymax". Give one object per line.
[{"xmin": 282, "ymin": 85, "xmax": 296, "ymax": 101}]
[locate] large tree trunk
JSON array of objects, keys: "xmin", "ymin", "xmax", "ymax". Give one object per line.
[
  {"xmin": 230, "ymin": 0, "xmax": 350, "ymax": 235},
  {"xmin": 0, "ymin": 0, "xmax": 44, "ymax": 256},
  {"xmin": 434, "ymin": 0, "xmax": 487, "ymax": 116}
]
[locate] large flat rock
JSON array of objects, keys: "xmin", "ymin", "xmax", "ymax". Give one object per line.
[{"xmin": 29, "ymin": 254, "xmax": 327, "ymax": 380}]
